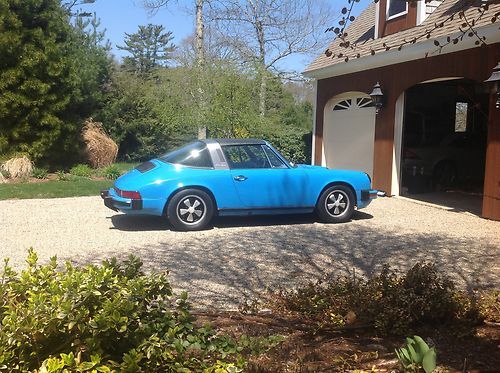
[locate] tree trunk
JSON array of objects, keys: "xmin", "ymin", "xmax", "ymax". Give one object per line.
[
  {"xmin": 195, "ymin": 0, "xmax": 205, "ymax": 69},
  {"xmin": 259, "ymin": 72, "xmax": 267, "ymax": 118},
  {"xmin": 196, "ymin": 0, "xmax": 207, "ymax": 139},
  {"xmin": 256, "ymin": 20, "xmax": 266, "ymax": 117}
]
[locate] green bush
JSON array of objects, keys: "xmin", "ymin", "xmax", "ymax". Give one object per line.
[
  {"xmin": 0, "ymin": 168, "xmax": 10, "ymax": 179},
  {"xmin": 101, "ymin": 165, "xmax": 121, "ymax": 180},
  {"xmin": 258, "ymin": 263, "xmax": 481, "ymax": 335},
  {"xmin": 56, "ymin": 170, "xmax": 69, "ymax": 181},
  {"xmin": 32, "ymin": 167, "xmax": 49, "ymax": 179},
  {"xmin": 262, "ymin": 128, "xmax": 312, "ymax": 164},
  {"xmin": 478, "ymin": 290, "xmax": 500, "ymax": 323},
  {"xmin": 69, "ymin": 164, "xmax": 94, "ymax": 178},
  {"xmin": 0, "ymin": 250, "xmax": 249, "ymax": 371}
]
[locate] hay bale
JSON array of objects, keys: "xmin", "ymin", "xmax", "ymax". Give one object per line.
[
  {"xmin": 81, "ymin": 118, "xmax": 118, "ymax": 168},
  {"xmin": 1, "ymin": 156, "xmax": 33, "ymax": 179}
]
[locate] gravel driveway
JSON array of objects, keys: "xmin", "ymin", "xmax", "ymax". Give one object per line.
[{"xmin": 1, "ymin": 196, "xmax": 499, "ymax": 308}]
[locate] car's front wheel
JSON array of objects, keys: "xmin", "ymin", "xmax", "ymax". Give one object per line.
[
  {"xmin": 167, "ymin": 189, "xmax": 214, "ymax": 231},
  {"xmin": 316, "ymin": 185, "xmax": 355, "ymax": 223}
]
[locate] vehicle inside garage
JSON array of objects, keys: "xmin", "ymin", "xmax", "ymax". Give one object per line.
[{"xmin": 401, "ymin": 78, "xmax": 489, "ymax": 215}]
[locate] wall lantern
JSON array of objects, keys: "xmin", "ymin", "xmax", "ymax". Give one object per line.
[
  {"xmin": 369, "ymin": 82, "xmax": 384, "ymax": 114},
  {"xmin": 484, "ymin": 61, "xmax": 500, "ymax": 109}
]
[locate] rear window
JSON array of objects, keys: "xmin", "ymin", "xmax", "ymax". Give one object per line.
[{"xmin": 159, "ymin": 142, "xmax": 213, "ymax": 168}]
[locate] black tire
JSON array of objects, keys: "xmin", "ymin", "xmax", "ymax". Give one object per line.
[
  {"xmin": 316, "ymin": 185, "xmax": 355, "ymax": 223},
  {"xmin": 167, "ymin": 189, "xmax": 214, "ymax": 231}
]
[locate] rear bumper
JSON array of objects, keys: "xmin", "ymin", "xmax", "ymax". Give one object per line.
[{"xmin": 100, "ymin": 189, "xmax": 143, "ymax": 212}]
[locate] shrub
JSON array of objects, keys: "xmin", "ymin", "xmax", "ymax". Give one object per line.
[
  {"xmin": 32, "ymin": 167, "xmax": 49, "ymax": 179},
  {"xmin": 101, "ymin": 164, "xmax": 121, "ymax": 180},
  {"xmin": 69, "ymin": 164, "xmax": 93, "ymax": 178},
  {"xmin": 0, "ymin": 168, "xmax": 10, "ymax": 179},
  {"xmin": 258, "ymin": 263, "xmax": 481, "ymax": 335},
  {"xmin": 478, "ymin": 290, "xmax": 500, "ymax": 323},
  {"xmin": 56, "ymin": 170, "xmax": 69, "ymax": 181},
  {"xmin": 0, "ymin": 250, "xmax": 249, "ymax": 371},
  {"xmin": 262, "ymin": 128, "xmax": 312, "ymax": 164}
]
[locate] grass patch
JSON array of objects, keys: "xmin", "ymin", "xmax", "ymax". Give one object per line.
[
  {"xmin": 0, "ymin": 162, "xmax": 137, "ymax": 200},
  {"xmin": 0, "ymin": 178, "xmax": 113, "ymax": 200}
]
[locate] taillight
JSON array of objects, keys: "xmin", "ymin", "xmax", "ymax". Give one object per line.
[
  {"xmin": 121, "ymin": 190, "xmax": 141, "ymax": 199},
  {"xmin": 114, "ymin": 187, "xmax": 141, "ymax": 199},
  {"xmin": 404, "ymin": 149, "xmax": 420, "ymax": 160}
]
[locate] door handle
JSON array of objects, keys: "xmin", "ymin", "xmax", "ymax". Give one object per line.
[{"xmin": 234, "ymin": 175, "xmax": 248, "ymax": 182}]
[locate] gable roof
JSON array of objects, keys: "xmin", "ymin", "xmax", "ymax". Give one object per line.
[{"xmin": 305, "ymin": 0, "xmax": 500, "ymax": 77}]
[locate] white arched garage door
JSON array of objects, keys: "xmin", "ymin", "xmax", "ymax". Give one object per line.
[{"xmin": 323, "ymin": 93, "xmax": 376, "ymax": 177}]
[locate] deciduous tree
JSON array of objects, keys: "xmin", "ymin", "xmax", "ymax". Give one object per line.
[{"xmin": 207, "ymin": 0, "xmax": 331, "ymax": 117}]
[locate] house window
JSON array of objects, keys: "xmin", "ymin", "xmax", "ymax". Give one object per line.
[
  {"xmin": 387, "ymin": 0, "xmax": 408, "ymax": 20},
  {"xmin": 455, "ymin": 102, "xmax": 468, "ymax": 132},
  {"xmin": 333, "ymin": 99, "xmax": 352, "ymax": 111}
]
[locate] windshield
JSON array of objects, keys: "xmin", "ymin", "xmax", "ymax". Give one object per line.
[{"xmin": 159, "ymin": 141, "xmax": 213, "ymax": 168}]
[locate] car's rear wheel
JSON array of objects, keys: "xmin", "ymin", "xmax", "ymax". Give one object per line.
[
  {"xmin": 316, "ymin": 185, "xmax": 355, "ymax": 223},
  {"xmin": 167, "ymin": 189, "xmax": 214, "ymax": 231}
]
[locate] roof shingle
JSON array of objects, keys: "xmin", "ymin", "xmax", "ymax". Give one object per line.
[{"xmin": 305, "ymin": 0, "xmax": 500, "ymax": 74}]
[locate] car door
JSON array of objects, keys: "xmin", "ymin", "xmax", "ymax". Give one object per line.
[{"xmin": 221, "ymin": 144, "xmax": 310, "ymax": 208}]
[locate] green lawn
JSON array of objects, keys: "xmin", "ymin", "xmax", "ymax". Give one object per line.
[
  {"xmin": 0, "ymin": 178, "xmax": 113, "ymax": 200},
  {"xmin": 0, "ymin": 162, "xmax": 138, "ymax": 200}
]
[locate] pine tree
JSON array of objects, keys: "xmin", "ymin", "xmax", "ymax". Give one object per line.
[
  {"xmin": 0, "ymin": 0, "xmax": 80, "ymax": 163},
  {"xmin": 118, "ymin": 24, "xmax": 176, "ymax": 74}
]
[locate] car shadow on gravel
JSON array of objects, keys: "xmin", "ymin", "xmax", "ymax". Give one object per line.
[
  {"xmin": 109, "ymin": 210, "xmax": 373, "ymax": 231},
  {"xmin": 79, "ymin": 219, "xmax": 499, "ymax": 308}
]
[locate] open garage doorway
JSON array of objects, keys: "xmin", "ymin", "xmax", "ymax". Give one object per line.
[{"xmin": 400, "ymin": 78, "xmax": 489, "ymax": 215}]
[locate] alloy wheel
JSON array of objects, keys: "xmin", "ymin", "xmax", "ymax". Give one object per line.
[
  {"xmin": 325, "ymin": 190, "xmax": 349, "ymax": 217},
  {"xmin": 176, "ymin": 195, "xmax": 206, "ymax": 225}
]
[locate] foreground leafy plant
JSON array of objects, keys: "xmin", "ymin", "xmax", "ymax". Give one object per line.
[
  {"xmin": 101, "ymin": 165, "xmax": 121, "ymax": 180},
  {"xmin": 32, "ymin": 167, "xmax": 49, "ymax": 179},
  {"xmin": 395, "ymin": 336, "xmax": 436, "ymax": 373},
  {"xmin": 0, "ymin": 250, "xmax": 249, "ymax": 371},
  {"xmin": 69, "ymin": 164, "xmax": 94, "ymax": 178}
]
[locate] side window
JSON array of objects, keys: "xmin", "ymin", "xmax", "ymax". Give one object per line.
[
  {"xmin": 162, "ymin": 144, "xmax": 213, "ymax": 168},
  {"xmin": 263, "ymin": 145, "xmax": 287, "ymax": 168},
  {"xmin": 180, "ymin": 147, "xmax": 213, "ymax": 168},
  {"xmin": 222, "ymin": 145, "xmax": 271, "ymax": 169}
]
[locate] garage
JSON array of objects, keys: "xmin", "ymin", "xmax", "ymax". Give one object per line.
[
  {"xmin": 400, "ymin": 79, "xmax": 489, "ymax": 214},
  {"xmin": 323, "ymin": 93, "xmax": 376, "ymax": 177}
]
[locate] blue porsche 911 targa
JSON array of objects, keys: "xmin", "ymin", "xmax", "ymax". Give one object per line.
[{"xmin": 101, "ymin": 139, "xmax": 377, "ymax": 230}]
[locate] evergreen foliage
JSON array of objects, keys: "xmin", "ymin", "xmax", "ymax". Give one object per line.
[
  {"xmin": 0, "ymin": 0, "xmax": 79, "ymax": 162},
  {"xmin": 118, "ymin": 24, "xmax": 176, "ymax": 74},
  {"xmin": 0, "ymin": 0, "xmax": 111, "ymax": 166}
]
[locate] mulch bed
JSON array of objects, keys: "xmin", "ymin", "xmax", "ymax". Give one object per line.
[{"xmin": 196, "ymin": 311, "xmax": 500, "ymax": 372}]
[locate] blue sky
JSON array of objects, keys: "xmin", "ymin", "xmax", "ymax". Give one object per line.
[{"xmin": 80, "ymin": 0, "xmax": 373, "ymax": 72}]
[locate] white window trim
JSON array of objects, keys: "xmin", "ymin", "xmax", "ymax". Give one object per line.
[
  {"xmin": 416, "ymin": 0, "xmax": 426, "ymax": 25},
  {"xmin": 375, "ymin": 2, "xmax": 380, "ymax": 38},
  {"xmin": 386, "ymin": 0, "xmax": 408, "ymax": 21}
]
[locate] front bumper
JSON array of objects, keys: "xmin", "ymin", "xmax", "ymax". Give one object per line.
[
  {"xmin": 361, "ymin": 189, "xmax": 378, "ymax": 201},
  {"xmin": 100, "ymin": 189, "xmax": 143, "ymax": 212}
]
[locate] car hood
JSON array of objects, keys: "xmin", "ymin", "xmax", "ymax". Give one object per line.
[{"xmin": 296, "ymin": 164, "xmax": 326, "ymax": 170}]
